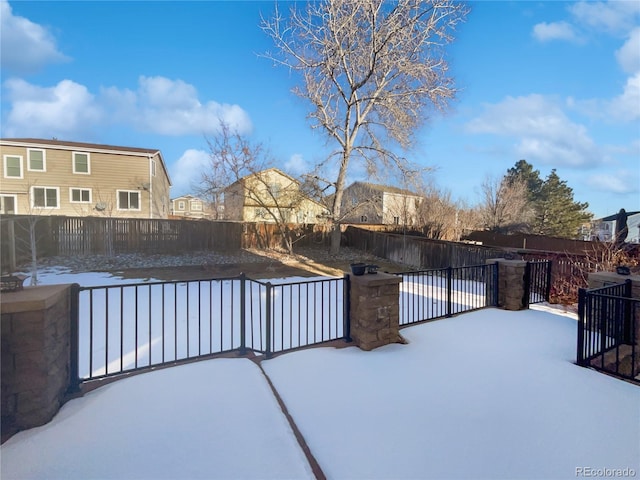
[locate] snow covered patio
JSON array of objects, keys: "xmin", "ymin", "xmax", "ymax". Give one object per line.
[{"xmin": 2, "ymin": 304, "xmax": 639, "ymax": 479}]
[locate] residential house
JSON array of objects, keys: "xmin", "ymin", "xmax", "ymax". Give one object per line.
[
  {"xmin": 0, "ymin": 138, "xmax": 171, "ymax": 218},
  {"xmin": 341, "ymin": 182, "xmax": 422, "ymax": 226},
  {"xmin": 170, "ymin": 195, "xmax": 215, "ymax": 219},
  {"xmin": 590, "ymin": 210, "xmax": 640, "ymax": 243},
  {"xmin": 224, "ymin": 168, "xmax": 328, "ymax": 223}
]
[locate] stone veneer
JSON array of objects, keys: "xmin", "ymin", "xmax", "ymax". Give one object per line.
[
  {"xmin": 1, "ymin": 284, "xmax": 74, "ymax": 439},
  {"xmin": 486, "ymin": 259, "xmax": 528, "ymax": 310},
  {"xmin": 349, "ymin": 272, "xmax": 405, "ymax": 350}
]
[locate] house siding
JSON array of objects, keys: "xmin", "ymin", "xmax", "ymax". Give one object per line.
[
  {"xmin": 0, "ymin": 141, "xmax": 171, "ymax": 219},
  {"xmin": 223, "ymin": 168, "xmax": 328, "ymax": 224}
]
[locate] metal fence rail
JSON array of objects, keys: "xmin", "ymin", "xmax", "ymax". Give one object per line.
[
  {"xmin": 577, "ymin": 280, "xmax": 638, "ymax": 382},
  {"xmin": 524, "ymin": 260, "xmax": 553, "ymax": 306},
  {"xmin": 247, "ymin": 277, "xmax": 346, "ymax": 355},
  {"xmin": 74, "ymin": 274, "xmax": 347, "ymax": 383},
  {"xmin": 397, "ymin": 263, "xmax": 498, "ymax": 326},
  {"xmin": 76, "ymin": 276, "xmax": 244, "ymax": 381}
]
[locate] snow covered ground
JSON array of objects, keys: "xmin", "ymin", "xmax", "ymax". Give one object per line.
[{"xmin": 2, "ymin": 270, "xmax": 639, "ymax": 479}]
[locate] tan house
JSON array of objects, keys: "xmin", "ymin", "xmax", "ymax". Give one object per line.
[
  {"xmin": 170, "ymin": 195, "xmax": 215, "ymax": 219},
  {"xmin": 341, "ymin": 181, "xmax": 422, "ymax": 226},
  {"xmin": 0, "ymin": 138, "xmax": 171, "ymax": 218},
  {"xmin": 224, "ymin": 168, "xmax": 329, "ymax": 223}
]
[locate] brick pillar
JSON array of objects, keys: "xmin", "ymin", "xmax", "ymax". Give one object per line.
[
  {"xmin": 486, "ymin": 259, "xmax": 528, "ymax": 311},
  {"xmin": 349, "ymin": 272, "xmax": 405, "ymax": 351},
  {"xmin": 1, "ymin": 284, "xmax": 74, "ymax": 440}
]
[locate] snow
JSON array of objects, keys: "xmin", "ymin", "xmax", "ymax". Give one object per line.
[{"xmin": 2, "ymin": 270, "xmax": 639, "ymax": 479}]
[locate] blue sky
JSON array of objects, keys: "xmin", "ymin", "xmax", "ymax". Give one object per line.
[{"xmin": 1, "ymin": 0, "xmax": 638, "ymax": 219}]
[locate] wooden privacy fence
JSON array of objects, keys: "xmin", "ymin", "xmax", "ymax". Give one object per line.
[
  {"xmin": 0, "ymin": 215, "xmax": 332, "ymax": 271},
  {"xmin": 0, "ymin": 216, "xmax": 244, "ymax": 271},
  {"xmin": 343, "ymin": 226, "xmax": 507, "ymax": 268}
]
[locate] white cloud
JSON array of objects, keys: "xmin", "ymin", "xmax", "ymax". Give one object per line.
[
  {"xmin": 608, "ymin": 72, "xmax": 640, "ymax": 121},
  {"xmin": 3, "ymin": 78, "xmax": 102, "ymax": 138},
  {"xmin": 284, "ymin": 153, "xmax": 310, "ymax": 176},
  {"xmin": 170, "ymin": 149, "xmax": 210, "ymax": 195},
  {"xmin": 104, "ymin": 76, "xmax": 253, "ymax": 136},
  {"xmin": 568, "ymin": 72, "xmax": 640, "ymax": 122},
  {"xmin": 532, "ymin": 21, "xmax": 581, "ymax": 43},
  {"xmin": 569, "ymin": 1, "xmax": 640, "ymax": 36},
  {"xmin": 466, "ymin": 94, "xmax": 603, "ymax": 167},
  {"xmin": 585, "ymin": 170, "xmax": 639, "ymax": 194},
  {"xmin": 0, "ymin": 0, "xmax": 69, "ymax": 74},
  {"xmin": 2, "ymin": 76, "xmax": 253, "ymax": 139},
  {"xmin": 615, "ymin": 27, "xmax": 640, "ymax": 74}
]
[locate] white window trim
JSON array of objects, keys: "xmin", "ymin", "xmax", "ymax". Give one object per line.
[
  {"xmin": 0, "ymin": 194, "xmax": 18, "ymax": 214},
  {"xmin": 3, "ymin": 154, "xmax": 23, "ymax": 179},
  {"xmin": 72, "ymin": 151, "xmax": 91, "ymax": 175},
  {"xmin": 31, "ymin": 186, "xmax": 60, "ymax": 209},
  {"xmin": 151, "ymin": 159, "xmax": 157, "ymax": 177},
  {"xmin": 69, "ymin": 187, "xmax": 92, "ymax": 204},
  {"xmin": 117, "ymin": 189, "xmax": 141, "ymax": 211},
  {"xmin": 27, "ymin": 148, "xmax": 46, "ymax": 172},
  {"xmin": 190, "ymin": 200, "xmax": 203, "ymax": 211},
  {"xmin": 177, "ymin": 200, "xmax": 186, "ymax": 210}
]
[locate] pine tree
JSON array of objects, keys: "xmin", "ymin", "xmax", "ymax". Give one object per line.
[
  {"xmin": 532, "ymin": 170, "xmax": 591, "ymax": 238},
  {"xmin": 501, "ymin": 161, "xmax": 592, "ymax": 238}
]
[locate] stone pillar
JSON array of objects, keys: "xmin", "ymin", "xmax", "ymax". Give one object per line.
[
  {"xmin": 1, "ymin": 284, "xmax": 74, "ymax": 440},
  {"xmin": 349, "ymin": 272, "xmax": 405, "ymax": 351},
  {"xmin": 486, "ymin": 259, "xmax": 528, "ymax": 311}
]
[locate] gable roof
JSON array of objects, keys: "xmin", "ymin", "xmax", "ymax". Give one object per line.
[
  {"xmin": 225, "ymin": 167, "xmax": 328, "ymax": 211},
  {"xmin": 0, "ymin": 138, "xmax": 172, "ymax": 185},
  {"xmin": 347, "ymin": 181, "xmax": 419, "ymax": 197}
]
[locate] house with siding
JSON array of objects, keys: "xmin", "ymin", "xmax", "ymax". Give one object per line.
[
  {"xmin": 223, "ymin": 168, "xmax": 328, "ymax": 223},
  {"xmin": 341, "ymin": 181, "xmax": 422, "ymax": 226},
  {"xmin": 170, "ymin": 195, "xmax": 216, "ymax": 219},
  {"xmin": 0, "ymin": 138, "xmax": 171, "ymax": 219}
]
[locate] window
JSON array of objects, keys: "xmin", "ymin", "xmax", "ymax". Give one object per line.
[
  {"xmin": 268, "ymin": 184, "xmax": 281, "ymax": 198},
  {"xmin": 3, "ymin": 155, "xmax": 23, "ymax": 178},
  {"xmin": 393, "ymin": 216, "xmax": 400, "ymax": 225},
  {"xmin": 31, "ymin": 187, "xmax": 59, "ymax": 208},
  {"xmin": 360, "ymin": 215, "xmax": 368, "ymax": 222},
  {"xmin": 177, "ymin": 200, "xmax": 186, "ymax": 210},
  {"xmin": 70, "ymin": 188, "xmax": 92, "ymax": 203},
  {"xmin": 73, "ymin": 152, "xmax": 90, "ymax": 174},
  {"xmin": 190, "ymin": 200, "xmax": 203, "ymax": 211},
  {"xmin": 118, "ymin": 190, "xmax": 140, "ymax": 210},
  {"xmin": 0, "ymin": 195, "xmax": 17, "ymax": 214},
  {"xmin": 27, "ymin": 149, "xmax": 46, "ymax": 171}
]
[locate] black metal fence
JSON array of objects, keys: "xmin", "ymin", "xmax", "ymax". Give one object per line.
[
  {"xmin": 577, "ymin": 280, "xmax": 638, "ymax": 382},
  {"xmin": 71, "ymin": 275, "xmax": 347, "ymax": 384},
  {"xmin": 524, "ymin": 260, "xmax": 553, "ymax": 306},
  {"xmin": 396, "ymin": 263, "xmax": 499, "ymax": 325}
]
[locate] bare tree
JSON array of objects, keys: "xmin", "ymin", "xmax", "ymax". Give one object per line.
[
  {"xmin": 479, "ymin": 175, "xmax": 533, "ymax": 234},
  {"xmin": 200, "ymin": 124, "xmax": 321, "ymax": 254},
  {"xmin": 262, "ymin": 0, "xmax": 468, "ymax": 253},
  {"xmin": 414, "ymin": 182, "xmax": 459, "ymax": 240}
]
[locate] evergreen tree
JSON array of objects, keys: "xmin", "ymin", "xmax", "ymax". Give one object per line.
[
  {"xmin": 532, "ymin": 170, "xmax": 591, "ymax": 238},
  {"xmin": 501, "ymin": 161, "xmax": 592, "ymax": 238},
  {"xmin": 505, "ymin": 159, "xmax": 543, "ymax": 203}
]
